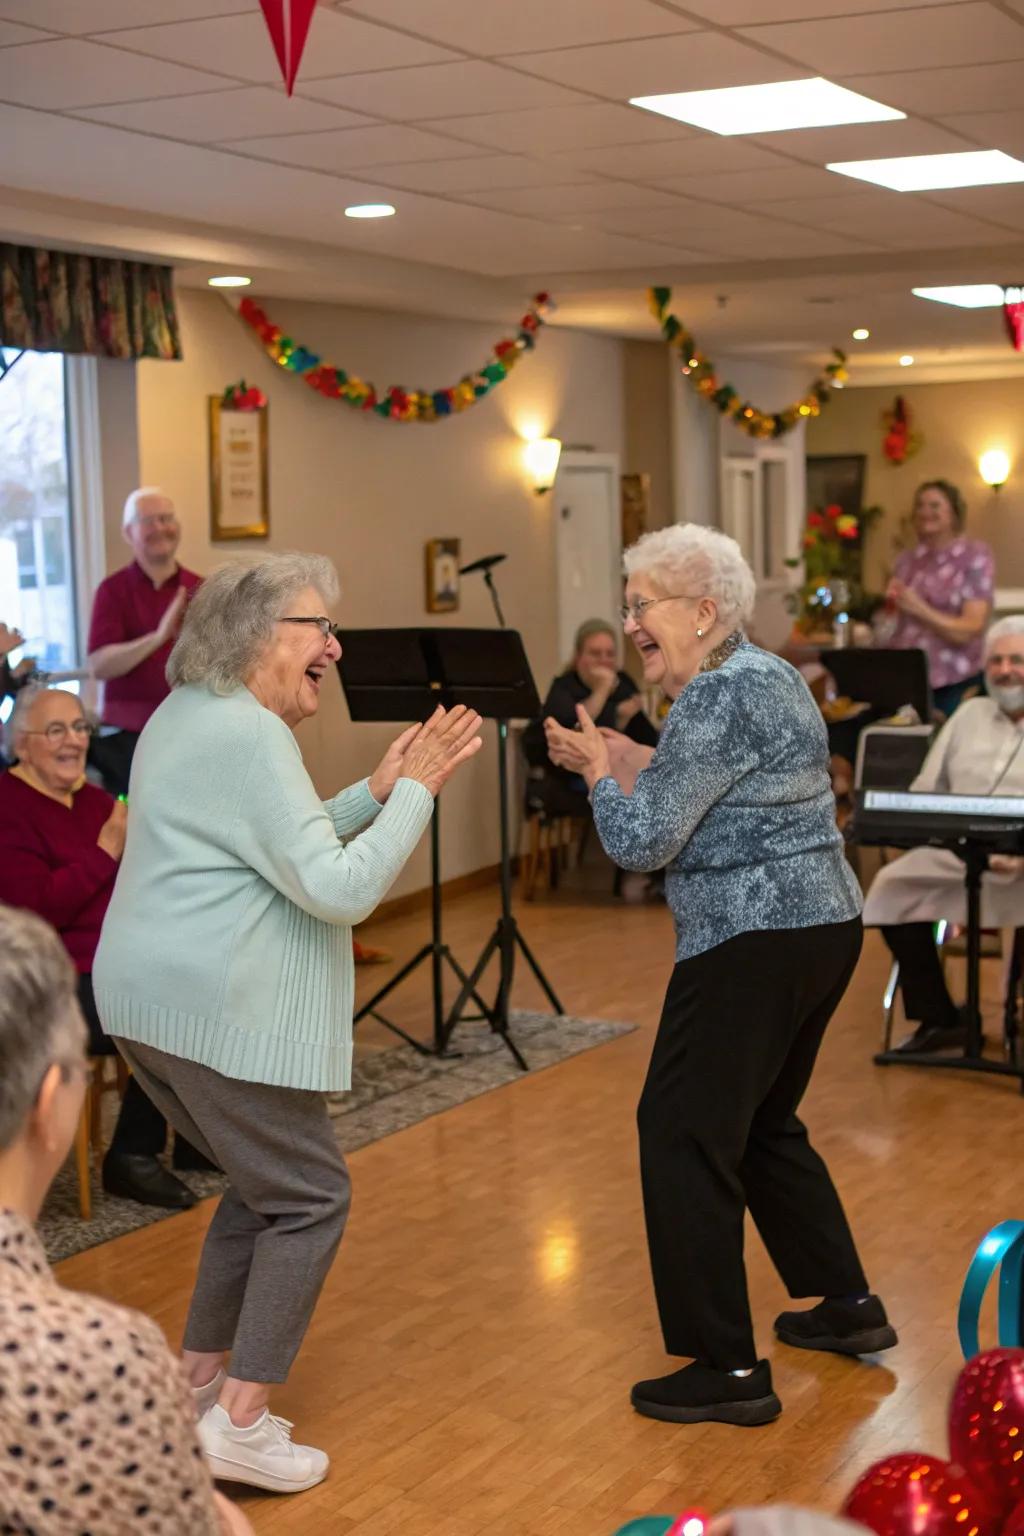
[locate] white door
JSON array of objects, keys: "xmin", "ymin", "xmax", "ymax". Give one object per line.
[{"xmin": 554, "ymin": 452, "xmax": 621, "ymax": 663}]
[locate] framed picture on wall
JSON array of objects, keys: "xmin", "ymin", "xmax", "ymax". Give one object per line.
[
  {"xmin": 806, "ymin": 453, "xmax": 866, "ymax": 518},
  {"xmin": 425, "ymin": 538, "xmax": 460, "ymax": 613},
  {"xmin": 208, "ymin": 397, "xmax": 269, "ymax": 540},
  {"xmin": 621, "ymin": 472, "xmax": 650, "ymax": 547}
]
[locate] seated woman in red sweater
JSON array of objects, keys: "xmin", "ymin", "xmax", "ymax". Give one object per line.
[{"xmin": 0, "ymin": 684, "xmax": 200, "ymax": 1209}]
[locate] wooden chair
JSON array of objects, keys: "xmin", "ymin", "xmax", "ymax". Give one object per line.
[
  {"xmin": 520, "ymin": 812, "xmax": 583, "ymax": 901},
  {"xmin": 73, "ymin": 1055, "xmax": 129, "ymax": 1219}
]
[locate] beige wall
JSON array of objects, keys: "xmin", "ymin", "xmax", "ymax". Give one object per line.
[
  {"xmin": 127, "ymin": 288, "xmax": 627, "ymax": 896},
  {"xmin": 623, "ymin": 339, "xmax": 673, "ymax": 532},
  {"xmin": 806, "ymin": 379, "xmax": 1024, "ymax": 592}
]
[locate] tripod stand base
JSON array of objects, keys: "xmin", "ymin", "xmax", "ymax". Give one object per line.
[
  {"xmin": 874, "ymin": 1046, "xmax": 1024, "ymax": 1091},
  {"xmin": 440, "ymin": 916, "xmax": 565, "ymax": 1072},
  {"xmin": 354, "ymin": 941, "xmax": 490, "ymax": 1058}
]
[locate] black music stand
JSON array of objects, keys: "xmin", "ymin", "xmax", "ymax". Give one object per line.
[
  {"xmin": 822, "ymin": 647, "xmax": 932, "ymax": 722},
  {"xmin": 336, "ymin": 628, "xmax": 563, "ymax": 1068}
]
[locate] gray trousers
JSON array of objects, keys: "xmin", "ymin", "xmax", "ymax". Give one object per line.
[{"xmin": 114, "ymin": 1039, "xmax": 351, "ymax": 1383}]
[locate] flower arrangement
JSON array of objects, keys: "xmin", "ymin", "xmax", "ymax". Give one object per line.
[
  {"xmin": 786, "ymin": 503, "xmax": 882, "ymax": 634},
  {"xmin": 221, "ymin": 379, "xmax": 266, "ymax": 411}
]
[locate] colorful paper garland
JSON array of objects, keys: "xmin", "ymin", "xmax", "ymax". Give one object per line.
[
  {"xmin": 649, "ymin": 286, "xmax": 848, "ymax": 439},
  {"xmin": 236, "ymin": 293, "xmax": 554, "ymax": 423}
]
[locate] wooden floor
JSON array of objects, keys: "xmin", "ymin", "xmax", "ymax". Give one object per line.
[{"xmin": 57, "ymin": 876, "xmax": 1022, "ymax": 1535}]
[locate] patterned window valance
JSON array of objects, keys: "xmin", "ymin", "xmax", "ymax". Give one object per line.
[{"xmin": 0, "ymin": 242, "xmax": 181, "ymax": 360}]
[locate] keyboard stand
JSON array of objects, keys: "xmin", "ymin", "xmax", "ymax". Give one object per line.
[{"xmin": 874, "ymin": 841, "xmax": 1024, "ymax": 1091}]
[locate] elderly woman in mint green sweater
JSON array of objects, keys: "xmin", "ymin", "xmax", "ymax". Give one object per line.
[{"xmin": 93, "ymin": 552, "xmax": 481, "ymax": 1498}]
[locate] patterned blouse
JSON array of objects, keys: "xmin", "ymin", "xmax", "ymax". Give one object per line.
[
  {"xmin": 591, "ymin": 638, "xmax": 862, "ymax": 960},
  {"xmin": 0, "ymin": 1208, "xmax": 220, "ymax": 1536},
  {"xmin": 890, "ymin": 537, "xmax": 995, "ymax": 689}
]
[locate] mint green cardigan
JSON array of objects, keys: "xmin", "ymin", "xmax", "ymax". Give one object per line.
[{"xmin": 93, "ymin": 684, "xmax": 433, "ymax": 1092}]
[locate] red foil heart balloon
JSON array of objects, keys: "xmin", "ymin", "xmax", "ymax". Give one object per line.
[
  {"xmin": 949, "ymin": 1349, "xmax": 1024, "ymax": 1518},
  {"xmin": 842, "ymin": 1452, "xmax": 995, "ymax": 1536}
]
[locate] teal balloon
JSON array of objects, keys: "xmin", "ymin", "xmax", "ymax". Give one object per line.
[{"xmin": 613, "ymin": 1521, "xmax": 674, "ymax": 1536}]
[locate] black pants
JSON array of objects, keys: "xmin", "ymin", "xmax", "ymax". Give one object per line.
[
  {"xmin": 638, "ymin": 917, "xmax": 869, "ymax": 1370},
  {"xmin": 87, "ymin": 730, "xmax": 140, "ymax": 798},
  {"xmin": 880, "ymin": 922, "xmax": 956, "ymax": 1028},
  {"xmin": 78, "ymin": 973, "xmax": 167, "ymax": 1157}
]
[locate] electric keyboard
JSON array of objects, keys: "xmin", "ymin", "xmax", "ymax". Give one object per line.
[{"xmin": 851, "ymin": 789, "xmax": 1024, "ymax": 853}]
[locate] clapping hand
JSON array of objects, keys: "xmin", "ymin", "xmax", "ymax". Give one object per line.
[
  {"xmin": 544, "ymin": 705, "xmax": 611, "ymax": 788},
  {"xmin": 155, "ymin": 587, "xmax": 188, "ymax": 647},
  {"xmin": 0, "ymin": 623, "xmax": 24, "ymax": 658},
  {"xmin": 368, "ymin": 723, "xmax": 422, "ymax": 804},
  {"xmin": 396, "ymin": 705, "xmax": 484, "ymax": 796}
]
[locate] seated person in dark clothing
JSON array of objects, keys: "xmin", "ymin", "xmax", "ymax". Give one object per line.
[{"xmin": 525, "ymin": 622, "xmax": 660, "ymax": 897}]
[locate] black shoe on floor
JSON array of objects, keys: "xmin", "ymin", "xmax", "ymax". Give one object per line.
[
  {"xmin": 774, "ymin": 1295, "xmax": 897, "ymax": 1356},
  {"xmin": 894, "ymin": 1021, "xmax": 968, "ymax": 1054},
  {"xmin": 630, "ymin": 1360, "xmax": 781, "ymax": 1426},
  {"xmin": 102, "ymin": 1152, "xmax": 197, "ymax": 1210},
  {"xmin": 171, "ymin": 1141, "xmax": 220, "ymax": 1173}
]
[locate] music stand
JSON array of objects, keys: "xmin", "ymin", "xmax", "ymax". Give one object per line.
[
  {"xmin": 822, "ymin": 647, "xmax": 932, "ymax": 722},
  {"xmin": 336, "ymin": 628, "xmax": 563, "ymax": 1068}
]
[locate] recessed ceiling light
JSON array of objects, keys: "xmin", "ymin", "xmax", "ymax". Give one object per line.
[
  {"xmin": 344, "ymin": 203, "xmax": 396, "ymax": 219},
  {"xmin": 899, "ymin": 354, "xmax": 914, "ymax": 366},
  {"xmin": 852, "ymin": 327, "xmax": 870, "ymax": 340},
  {"xmin": 629, "ymin": 77, "xmax": 904, "ymax": 136},
  {"xmin": 827, "ymin": 149, "xmax": 1024, "ymax": 190},
  {"xmin": 208, "ymin": 275, "xmax": 251, "ymax": 288},
  {"xmin": 912, "ymin": 284, "xmax": 1005, "ymax": 309}
]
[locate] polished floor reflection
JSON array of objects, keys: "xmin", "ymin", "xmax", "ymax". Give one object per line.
[{"xmin": 56, "ymin": 886, "xmax": 1015, "ymax": 1535}]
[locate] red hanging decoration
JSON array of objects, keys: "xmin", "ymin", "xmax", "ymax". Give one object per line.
[
  {"xmin": 1003, "ymin": 287, "xmax": 1024, "ymax": 352},
  {"xmin": 881, "ymin": 394, "xmax": 923, "ymax": 465},
  {"xmin": 258, "ymin": 0, "xmax": 318, "ymax": 95}
]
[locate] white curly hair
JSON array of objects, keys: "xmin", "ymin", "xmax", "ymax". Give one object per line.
[
  {"xmin": 622, "ymin": 523, "xmax": 756, "ymax": 630},
  {"xmin": 985, "ymin": 614, "xmax": 1024, "ymax": 655}
]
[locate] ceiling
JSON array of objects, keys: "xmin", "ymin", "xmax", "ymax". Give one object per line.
[{"xmin": 5, "ymin": 0, "xmax": 1024, "ymax": 382}]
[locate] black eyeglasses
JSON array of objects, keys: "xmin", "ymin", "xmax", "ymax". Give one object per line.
[{"xmin": 278, "ymin": 616, "xmax": 334, "ymax": 638}]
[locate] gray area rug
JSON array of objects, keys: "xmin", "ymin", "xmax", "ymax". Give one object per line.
[{"xmin": 41, "ymin": 1010, "xmax": 635, "ymax": 1266}]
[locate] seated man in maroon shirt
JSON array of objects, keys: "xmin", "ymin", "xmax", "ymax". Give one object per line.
[{"xmin": 87, "ymin": 488, "xmax": 201, "ymax": 796}]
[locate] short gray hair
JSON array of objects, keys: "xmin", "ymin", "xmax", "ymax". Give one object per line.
[
  {"xmin": 0, "ymin": 905, "xmax": 85, "ymax": 1152},
  {"xmin": 123, "ymin": 486, "xmax": 172, "ymax": 529},
  {"xmin": 986, "ymin": 614, "xmax": 1024, "ymax": 654},
  {"xmin": 7, "ymin": 682, "xmax": 86, "ymax": 754},
  {"xmin": 167, "ymin": 552, "xmax": 339, "ymax": 695},
  {"xmin": 623, "ymin": 523, "xmax": 757, "ymax": 630}
]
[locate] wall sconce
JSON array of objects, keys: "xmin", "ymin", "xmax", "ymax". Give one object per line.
[
  {"xmin": 979, "ymin": 448, "xmax": 1010, "ymax": 491},
  {"xmin": 524, "ymin": 436, "xmax": 562, "ymax": 495}
]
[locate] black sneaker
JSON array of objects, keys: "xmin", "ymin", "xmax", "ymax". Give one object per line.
[
  {"xmin": 774, "ymin": 1295, "xmax": 897, "ymax": 1356},
  {"xmin": 630, "ymin": 1359, "xmax": 781, "ymax": 1426}
]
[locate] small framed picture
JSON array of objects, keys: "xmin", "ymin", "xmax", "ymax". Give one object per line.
[
  {"xmin": 621, "ymin": 472, "xmax": 650, "ymax": 547},
  {"xmin": 208, "ymin": 396, "xmax": 269, "ymax": 540},
  {"xmin": 425, "ymin": 539, "xmax": 461, "ymax": 613}
]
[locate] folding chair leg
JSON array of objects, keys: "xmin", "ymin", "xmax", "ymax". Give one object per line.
[
  {"xmin": 75, "ymin": 1099, "xmax": 92, "ymax": 1221},
  {"xmin": 882, "ymin": 959, "xmax": 900, "ymax": 1051}
]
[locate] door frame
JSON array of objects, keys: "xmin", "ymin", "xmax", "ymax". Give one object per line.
[{"xmin": 552, "ymin": 450, "xmax": 622, "ymax": 662}]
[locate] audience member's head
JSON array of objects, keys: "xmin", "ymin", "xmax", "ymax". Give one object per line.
[
  {"xmin": 8, "ymin": 683, "xmax": 91, "ymax": 793},
  {"xmin": 913, "ymin": 479, "xmax": 967, "ymax": 540},
  {"xmin": 167, "ymin": 552, "xmax": 339, "ymax": 726},
  {"xmin": 571, "ymin": 618, "xmax": 619, "ymax": 683},
  {"xmin": 985, "ymin": 614, "xmax": 1024, "ymax": 718},
  {"xmin": 0, "ymin": 905, "xmax": 88, "ymax": 1220},
  {"xmin": 122, "ymin": 486, "xmax": 180, "ymax": 566}
]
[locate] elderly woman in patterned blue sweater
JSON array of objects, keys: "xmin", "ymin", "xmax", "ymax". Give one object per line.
[{"xmin": 545, "ymin": 524, "xmax": 896, "ymax": 1428}]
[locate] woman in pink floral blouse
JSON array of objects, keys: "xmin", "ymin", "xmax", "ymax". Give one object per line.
[{"xmin": 886, "ymin": 479, "xmax": 994, "ymax": 716}]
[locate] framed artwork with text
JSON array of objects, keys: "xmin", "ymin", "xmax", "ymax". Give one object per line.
[{"xmin": 208, "ymin": 397, "xmax": 269, "ymax": 540}]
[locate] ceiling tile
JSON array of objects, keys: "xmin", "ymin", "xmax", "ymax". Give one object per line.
[
  {"xmin": 354, "ymin": 155, "xmax": 598, "ymax": 191},
  {"xmin": 925, "ymin": 184, "xmax": 1024, "ymax": 230},
  {"xmin": 748, "ymin": 118, "xmax": 977, "ymax": 165},
  {"xmin": 0, "ymin": 38, "xmax": 227, "ymax": 108},
  {"xmin": 453, "ymin": 182, "xmax": 687, "ymax": 216},
  {"xmin": 343, "ymin": 0, "xmax": 700, "ymax": 54},
  {"xmin": 77, "ymin": 87, "xmax": 372, "ymax": 144},
  {"xmin": 422, "ymin": 103, "xmax": 691, "ymax": 155},
  {"xmin": 233, "ymin": 124, "xmax": 482, "ymax": 172},
  {"xmin": 103, "ymin": 10, "xmax": 458, "ymax": 85},
  {"xmin": 653, "ymin": 165, "xmax": 858, "ymax": 204},
  {"xmin": 508, "ymin": 31, "xmax": 807, "ymax": 99},
  {"xmin": 933, "ymin": 109, "xmax": 1024, "ymax": 158},
  {"xmin": 788, "ymin": 191, "xmax": 1016, "ymax": 247},
  {"xmin": 547, "ymin": 138, "xmax": 790, "ymax": 180},
  {"xmin": 737, "ymin": 4, "xmax": 1024, "ymax": 76},
  {"xmin": 0, "ymin": 0, "xmax": 253, "ymax": 29},
  {"xmin": 677, "ymin": 0, "xmax": 968, "ymax": 19},
  {"xmin": 843, "ymin": 62, "xmax": 1024, "ymax": 118},
  {"xmin": 0, "ymin": 18, "xmax": 44, "ymax": 44},
  {"xmin": 689, "ymin": 228, "xmax": 872, "ymax": 259},
  {"xmin": 300, "ymin": 61, "xmax": 586, "ymax": 120}
]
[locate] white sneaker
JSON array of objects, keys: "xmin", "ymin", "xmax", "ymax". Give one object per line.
[
  {"xmin": 192, "ymin": 1368, "xmax": 225, "ymax": 1421},
  {"xmin": 199, "ymin": 1403, "xmax": 329, "ymax": 1493}
]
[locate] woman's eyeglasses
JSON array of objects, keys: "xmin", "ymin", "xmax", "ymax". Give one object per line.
[
  {"xmin": 619, "ymin": 595, "xmax": 693, "ymax": 626},
  {"xmin": 279, "ymin": 616, "xmax": 335, "ymax": 638},
  {"xmin": 23, "ymin": 720, "xmax": 92, "ymax": 744}
]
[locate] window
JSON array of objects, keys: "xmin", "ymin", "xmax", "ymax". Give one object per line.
[{"xmin": 0, "ymin": 349, "xmax": 77, "ymax": 672}]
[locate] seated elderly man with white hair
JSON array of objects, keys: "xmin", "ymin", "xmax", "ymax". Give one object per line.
[
  {"xmin": 87, "ymin": 487, "xmax": 201, "ymax": 797},
  {"xmin": 864, "ymin": 613, "xmax": 1024, "ymax": 1054}
]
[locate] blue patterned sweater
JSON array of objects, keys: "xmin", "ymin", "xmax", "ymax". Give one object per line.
[{"xmin": 591, "ymin": 641, "xmax": 862, "ymax": 960}]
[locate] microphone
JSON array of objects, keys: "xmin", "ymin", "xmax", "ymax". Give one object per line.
[{"xmin": 459, "ymin": 553, "xmax": 507, "ymax": 576}]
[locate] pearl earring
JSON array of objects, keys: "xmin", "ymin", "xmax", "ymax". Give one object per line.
[{"xmin": 696, "ymin": 627, "xmax": 704, "ymax": 638}]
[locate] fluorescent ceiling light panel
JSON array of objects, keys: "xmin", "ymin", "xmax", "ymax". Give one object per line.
[
  {"xmin": 912, "ymin": 285, "xmax": 1005, "ymax": 309},
  {"xmin": 629, "ymin": 77, "xmax": 904, "ymax": 136},
  {"xmin": 827, "ymin": 150, "xmax": 1024, "ymax": 190}
]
